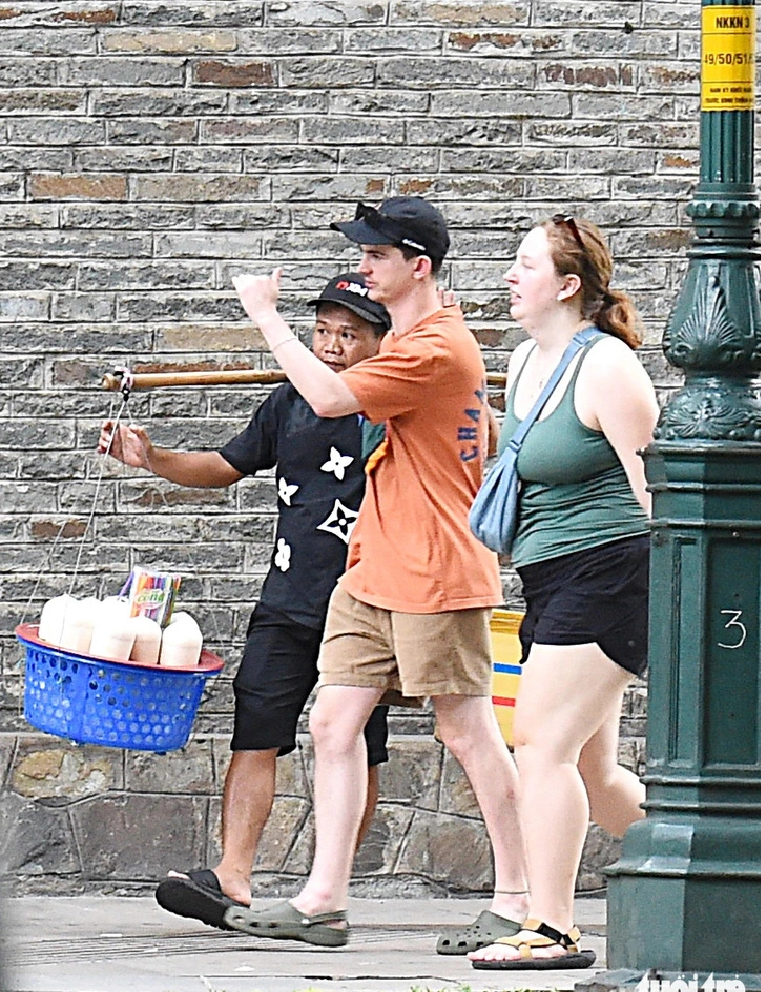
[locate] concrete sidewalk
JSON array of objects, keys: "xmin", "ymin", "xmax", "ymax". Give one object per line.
[{"xmin": 3, "ymin": 894, "xmax": 607, "ymax": 992}]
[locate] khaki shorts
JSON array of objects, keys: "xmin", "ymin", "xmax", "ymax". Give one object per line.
[{"xmin": 318, "ymin": 586, "xmax": 493, "ymax": 698}]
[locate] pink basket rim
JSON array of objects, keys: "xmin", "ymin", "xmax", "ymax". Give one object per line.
[{"xmin": 15, "ymin": 623, "xmax": 225, "ymax": 675}]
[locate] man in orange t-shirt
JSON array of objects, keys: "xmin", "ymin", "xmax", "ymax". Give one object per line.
[{"xmin": 227, "ymin": 197, "xmax": 527, "ymax": 952}]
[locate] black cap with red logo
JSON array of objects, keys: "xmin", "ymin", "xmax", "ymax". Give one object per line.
[{"xmin": 308, "ymin": 272, "xmax": 391, "ymax": 331}]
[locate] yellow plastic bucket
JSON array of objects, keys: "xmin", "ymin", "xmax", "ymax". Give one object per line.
[{"xmin": 491, "ymin": 608, "xmax": 524, "ymax": 747}]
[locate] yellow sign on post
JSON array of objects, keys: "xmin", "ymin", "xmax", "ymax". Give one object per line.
[{"xmin": 701, "ymin": 5, "xmax": 755, "ymax": 112}]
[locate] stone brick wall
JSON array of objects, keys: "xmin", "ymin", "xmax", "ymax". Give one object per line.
[{"xmin": 0, "ymin": 0, "xmax": 722, "ymax": 893}]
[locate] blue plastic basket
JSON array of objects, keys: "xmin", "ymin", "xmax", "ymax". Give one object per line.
[{"xmin": 16, "ymin": 624, "xmax": 224, "ymax": 752}]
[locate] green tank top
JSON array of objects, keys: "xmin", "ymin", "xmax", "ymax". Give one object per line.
[{"xmin": 498, "ymin": 332, "xmax": 649, "ymax": 567}]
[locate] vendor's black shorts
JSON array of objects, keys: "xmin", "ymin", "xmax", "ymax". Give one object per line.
[
  {"xmin": 516, "ymin": 534, "xmax": 649, "ymax": 677},
  {"xmin": 231, "ymin": 603, "xmax": 389, "ymax": 765}
]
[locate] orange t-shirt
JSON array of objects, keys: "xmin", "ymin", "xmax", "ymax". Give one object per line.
[{"xmin": 338, "ymin": 306, "xmax": 501, "ymax": 614}]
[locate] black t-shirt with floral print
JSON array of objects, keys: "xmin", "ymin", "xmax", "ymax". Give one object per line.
[{"xmin": 220, "ymin": 383, "xmax": 381, "ymax": 629}]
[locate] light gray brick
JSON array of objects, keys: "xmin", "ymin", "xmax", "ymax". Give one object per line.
[
  {"xmin": 568, "ymin": 147, "xmax": 655, "ymax": 175},
  {"xmin": 0, "ymin": 262, "xmax": 76, "ymax": 291},
  {"xmin": 280, "ymin": 57, "xmax": 376, "ymax": 88},
  {"xmin": 0, "ymin": 28, "xmax": 97, "ymax": 56},
  {"xmin": 677, "ymin": 33, "xmax": 701, "ymax": 60},
  {"xmin": 0, "ymin": 203, "xmax": 58, "ymax": 228},
  {"xmin": 1, "ymin": 323, "xmax": 151, "ymax": 354},
  {"xmin": 0, "ymin": 89, "xmax": 87, "ymax": 115},
  {"xmin": 74, "ymin": 147, "xmax": 175, "ymax": 171},
  {"xmin": 0, "ymin": 231, "xmax": 152, "ymax": 258},
  {"xmin": 346, "ymin": 27, "xmax": 442, "ymax": 51},
  {"xmin": 59, "ymin": 57, "xmax": 185, "ymax": 86},
  {"xmin": 574, "ymin": 93, "xmax": 676, "ymax": 122},
  {"xmin": 642, "ymin": 2, "xmax": 697, "ymax": 28},
  {"xmin": 525, "ymin": 120, "xmax": 618, "ymax": 146},
  {"xmin": 79, "ymin": 261, "xmax": 216, "ymax": 291},
  {"xmin": 7, "ymin": 118, "xmax": 105, "ymax": 145},
  {"xmin": 0, "ymin": 176, "xmax": 23, "ymax": 200},
  {"xmin": 441, "ymin": 147, "xmax": 565, "ymax": 174},
  {"xmin": 154, "ymin": 231, "xmax": 262, "ymax": 258},
  {"xmin": 301, "ymin": 117, "xmax": 404, "ymax": 145},
  {"xmin": 234, "ymin": 28, "xmax": 341, "ymax": 54},
  {"xmin": 267, "ymin": 2, "xmax": 387, "ymax": 26},
  {"xmin": 620, "ymin": 122, "xmax": 699, "ymax": 148},
  {"xmin": 431, "ymin": 90, "xmax": 570, "ymax": 118},
  {"xmin": 243, "ymin": 146, "xmax": 339, "ymax": 173},
  {"xmin": 61, "ymin": 203, "xmax": 195, "ymax": 229},
  {"xmin": 116, "ymin": 291, "xmax": 245, "ymax": 322},
  {"xmin": 91, "ymin": 89, "xmax": 228, "ymax": 117},
  {"xmin": 194, "ymin": 203, "xmax": 290, "ymax": 229},
  {"xmin": 122, "ymin": 2, "xmax": 264, "ymax": 25},
  {"xmin": 408, "ymin": 118, "xmax": 521, "ymax": 145},
  {"xmin": 0, "ymin": 149, "xmax": 73, "ymax": 171},
  {"xmin": 0, "ymin": 295, "xmax": 50, "ymax": 322},
  {"xmin": 571, "ymin": 28, "xmax": 679, "ymax": 57},
  {"xmin": 0, "ymin": 59, "xmax": 57, "ymax": 86},
  {"xmin": 18, "ymin": 454, "xmax": 85, "ymax": 480},
  {"xmin": 331, "ymin": 90, "xmax": 430, "ymax": 115},
  {"xmin": 2, "ymin": 358, "xmax": 45, "ymax": 389},
  {"xmin": 378, "ymin": 56, "xmax": 534, "ymax": 89},
  {"xmin": 272, "ymin": 174, "xmax": 389, "ymax": 202},
  {"xmin": 230, "ymin": 90, "xmax": 329, "ymax": 115},
  {"xmin": 107, "ymin": 119, "xmax": 198, "ymax": 145},
  {"xmin": 340, "ymin": 146, "xmax": 439, "ymax": 174},
  {"xmin": 51, "ymin": 293, "xmax": 116, "ymax": 322},
  {"xmin": 174, "ymin": 147, "xmax": 244, "ymax": 173},
  {"xmin": 534, "ymin": 1, "xmax": 641, "ymax": 26},
  {"xmin": 262, "ymin": 231, "xmax": 363, "ymax": 259}
]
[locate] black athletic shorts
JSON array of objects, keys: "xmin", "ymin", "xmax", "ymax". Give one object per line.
[
  {"xmin": 231, "ymin": 602, "xmax": 389, "ymax": 764},
  {"xmin": 516, "ymin": 533, "xmax": 649, "ymax": 677}
]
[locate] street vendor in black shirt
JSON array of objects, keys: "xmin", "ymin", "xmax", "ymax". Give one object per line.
[{"xmin": 98, "ymin": 273, "xmax": 391, "ymax": 930}]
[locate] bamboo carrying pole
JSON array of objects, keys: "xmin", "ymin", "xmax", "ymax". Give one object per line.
[{"xmin": 101, "ymin": 368, "xmax": 508, "ymax": 392}]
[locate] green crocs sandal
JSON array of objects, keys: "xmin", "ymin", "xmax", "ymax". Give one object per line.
[
  {"xmin": 436, "ymin": 909, "xmax": 522, "ymax": 955},
  {"xmin": 224, "ymin": 900, "xmax": 349, "ymax": 947}
]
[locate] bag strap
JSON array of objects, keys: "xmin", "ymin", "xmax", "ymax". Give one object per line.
[{"xmin": 505, "ymin": 326, "xmax": 600, "ymax": 454}]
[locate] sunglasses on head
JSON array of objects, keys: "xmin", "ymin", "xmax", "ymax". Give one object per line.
[
  {"xmin": 552, "ymin": 213, "xmax": 585, "ymax": 251},
  {"xmin": 354, "ymin": 202, "xmax": 427, "ymax": 253}
]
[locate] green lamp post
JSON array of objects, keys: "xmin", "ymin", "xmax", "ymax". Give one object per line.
[{"xmin": 601, "ymin": 0, "xmax": 761, "ymax": 982}]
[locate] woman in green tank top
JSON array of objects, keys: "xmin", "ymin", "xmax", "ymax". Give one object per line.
[{"xmin": 469, "ymin": 217, "xmax": 659, "ymax": 973}]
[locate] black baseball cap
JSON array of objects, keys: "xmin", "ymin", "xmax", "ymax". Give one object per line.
[
  {"xmin": 308, "ymin": 273, "xmax": 391, "ymax": 331},
  {"xmin": 331, "ymin": 196, "xmax": 451, "ymax": 260}
]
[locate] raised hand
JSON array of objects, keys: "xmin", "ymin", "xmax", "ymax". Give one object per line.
[
  {"xmin": 98, "ymin": 421, "xmax": 153, "ymax": 470},
  {"xmin": 232, "ymin": 268, "xmax": 282, "ymax": 324}
]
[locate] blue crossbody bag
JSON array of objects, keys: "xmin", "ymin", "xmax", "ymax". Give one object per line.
[{"xmin": 469, "ymin": 327, "xmax": 599, "ymax": 555}]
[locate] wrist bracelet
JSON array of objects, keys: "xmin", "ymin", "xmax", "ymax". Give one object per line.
[{"xmin": 271, "ymin": 336, "xmax": 299, "ymax": 355}]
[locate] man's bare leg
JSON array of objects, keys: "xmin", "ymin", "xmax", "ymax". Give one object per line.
[
  {"xmin": 171, "ymin": 724, "xmax": 382, "ymax": 909},
  {"xmin": 291, "ymin": 684, "xmax": 383, "ymax": 917},
  {"xmin": 434, "ymin": 694, "xmax": 529, "ymax": 925},
  {"xmin": 169, "ymin": 748, "xmax": 277, "ymax": 905}
]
